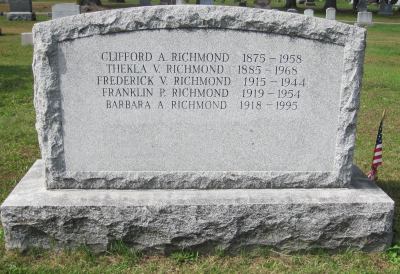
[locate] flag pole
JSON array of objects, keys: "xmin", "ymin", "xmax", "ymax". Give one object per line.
[{"xmin": 381, "ymin": 109, "xmax": 386, "ymax": 121}]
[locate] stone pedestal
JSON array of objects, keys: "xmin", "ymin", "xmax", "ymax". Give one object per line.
[
  {"xmin": 7, "ymin": 12, "xmax": 35, "ymax": 20},
  {"xmin": 1, "ymin": 160, "xmax": 394, "ymax": 253}
]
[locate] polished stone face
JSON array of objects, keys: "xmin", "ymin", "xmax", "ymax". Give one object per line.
[
  {"xmin": 9, "ymin": 0, "xmax": 32, "ymax": 12},
  {"xmin": 59, "ymin": 30, "xmax": 343, "ymax": 173},
  {"xmin": 33, "ymin": 6, "xmax": 366, "ymax": 189}
]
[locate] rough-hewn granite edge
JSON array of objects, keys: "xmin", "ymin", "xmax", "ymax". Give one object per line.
[
  {"xmin": 32, "ymin": 6, "xmax": 366, "ymax": 189},
  {"xmin": 51, "ymin": 171, "xmax": 336, "ymax": 189},
  {"xmin": 1, "ymin": 160, "xmax": 394, "ymax": 253}
]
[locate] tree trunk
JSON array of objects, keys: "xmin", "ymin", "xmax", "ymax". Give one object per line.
[
  {"xmin": 284, "ymin": 0, "xmax": 297, "ymax": 8},
  {"xmin": 352, "ymin": 0, "xmax": 359, "ymax": 10},
  {"xmin": 81, "ymin": 0, "xmax": 102, "ymax": 6},
  {"xmin": 322, "ymin": 0, "xmax": 336, "ymax": 10}
]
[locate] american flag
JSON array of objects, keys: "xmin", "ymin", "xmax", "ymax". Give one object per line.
[{"xmin": 367, "ymin": 118, "xmax": 383, "ymax": 181}]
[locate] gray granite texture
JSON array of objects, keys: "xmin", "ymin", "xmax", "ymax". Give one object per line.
[
  {"xmin": 7, "ymin": 12, "xmax": 35, "ymax": 21},
  {"xmin": 1, "ymin": 160, "xmax": 394, "ymax": 253},
  {"xmin": 33, "ymin": 6, "xmax": 366, "ymax": 189}
]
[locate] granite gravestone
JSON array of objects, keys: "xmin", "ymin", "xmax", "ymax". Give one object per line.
[
  {"xmin": 304, "ymin": 8, "xmax": 314, "ymax": 16},
  {"xmin": 326, "ymin": 7, "xmax": 336, "ymax": 20},
  {"xmin": 355, "ymin": 11, "xmax": 374, "ymax": 28},
  {"xmin": 378, "ymin": 1, "xmax": 393, "ymax": 14},
  {"xmin": 21, "ymin": 32, "xmax": 33, "ymax": 45},
  {"xmin": 52, "ymin": 4, "xmax": 81, "ymax": 20},
  {"xmin": 1, "ymin": 6, "xmax": 394, "ymax": 253},
  {"xmin": 357, "ymin": 0, "xmax": 368, "ymax": 12},
  {"xmin": 37, "ymin": 8, "xmax": 353, "ymax": 190},
  {"xmin": 7, "ymin": 0, "xmax": 35, "ymax": 20},
  {"xmin": 140, "ymin": 0, "xmax": 152, "ymax": 5}
]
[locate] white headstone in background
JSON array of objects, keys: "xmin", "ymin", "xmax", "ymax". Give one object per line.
[
  {"xmin": 176, "ymin": 0, "xmax": 185, "ymax": 4},
  {"xmin": 52, "ymin": 4, "xmax": 80, "ymax": 20},
  {"xmin": 200, "ymin": 0, "xmax": 214, "ymax": 4},
  {"xmin": 355, "ymin": 11, "xmax": 374, "ymax": 27},
  {"xmin": 326, "ymin": 7, "xmax": 336, "ymax": 20},
  {"xmin": 21, "ymin": 32, "xmax": 33, "ymax": 45},
  {"xmin": 304, "ymin": 9, "xmax": 314, "ymax": 16}
]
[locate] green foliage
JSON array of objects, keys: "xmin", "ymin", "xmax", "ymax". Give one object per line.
[
  {"xmin": 383, "ymin": 238, "xmax": 400, "ymax": 264},
  {"xmin": 214, "ymin": 247, "xmax": 228, "ymax": 257},
  {"xmin": 77, "ymin": 0, "xmax": 83, "ymax": 5},
  {"xmin": 107, "ymin": 239, "xmax": 142, "ymax": 264},
  {"xmin": 77, "ymin": 242, "xmax": 98, "ymax": 265},
  {"xmin": 171, "ymin": 248, "xmax": 199, "ymax": 263}
]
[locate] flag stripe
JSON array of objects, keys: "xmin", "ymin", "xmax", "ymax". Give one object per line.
[{"xmin": 367, "ymin": 120, "xmax": 383, "ymax": 181}]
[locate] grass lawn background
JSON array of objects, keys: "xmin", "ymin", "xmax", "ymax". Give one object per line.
[{"xmin": 0, "ymin": 3, "xmax": 400, "ymax": 272}]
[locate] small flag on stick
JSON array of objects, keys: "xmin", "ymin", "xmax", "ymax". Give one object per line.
[{"xmin": 367, "ymin": 110, "xmax": 385, "ymax": 181}]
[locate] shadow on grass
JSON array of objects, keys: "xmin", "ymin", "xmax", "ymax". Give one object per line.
[{"xmin": 376, "ymin": 180, "xmax": 400, "ymax": 241}]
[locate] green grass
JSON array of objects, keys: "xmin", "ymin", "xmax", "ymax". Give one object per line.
[{"xmin": 1, "ymin": 5, "xmax": 400, "ymax": 273}]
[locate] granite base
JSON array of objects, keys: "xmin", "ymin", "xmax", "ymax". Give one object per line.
[
  {"xmin": 1, "ymin": 160, "xmax": 394, "ymax": 254},
  {"xmin": 355, "ymin": 23, "xmax": 374, "ymax": 28},
  {"xmin": 7, "ymin": 12, "xmax": 36, "ymax": 21}
]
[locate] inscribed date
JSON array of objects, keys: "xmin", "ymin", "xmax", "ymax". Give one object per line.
[
  {"xmin": 242, "ymin": 54, "xmax": 266, "ymax": 63},
  {"xmin": 277, "ymin": 89, "xmax": 300, "ymax": 98},
  {"xmin": 240, "ymin": 101, "xmax": 262, "ymax": 110},
  {"xmin": 281, "ymin": 78, "xmax": 305, "ymax": 87},
  {"xmin": 244, "ymin": 77, "xmax": 266, "ymax": 86},
  {"xmin": 276, "ymin": 101, "xmax": 298, "ymax": 110},
  {"xmin": 242, "ymin": 89, "xmax": 265, "ymax": 98}
]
